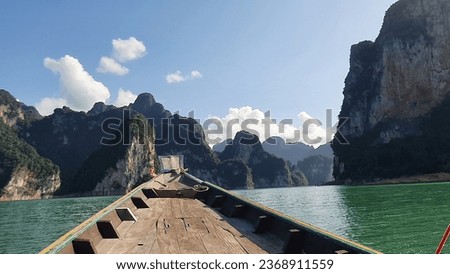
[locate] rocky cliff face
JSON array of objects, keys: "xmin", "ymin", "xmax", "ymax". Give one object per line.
[
  {"xmin": 220, "ymin": 131, "xmax": 308, "ymax": 188},
  {"xmin": 297, "ymin": 155, "xmax": 333, "ymax": 185},
  {"xmin": 0, "ymin": 95, "xmax": 60, "ymax": 201},
  {"xmin": 130, "ymin": 94, "xmax": 258, "ymax": 190},
  {"xmin": 71, "ymin": 114, "xmax": 157, "ymax": 196},
  {"xmin": 92, "ymin": 134, "xmax": 155, "ymax": 196},
  {"xmin": 333, "ymin": 0, "xmax": 450, "ymax": 181},
  {"xmin": 0, "ymin": 167, "xmax": 60, "ymax": 201},
  {"xmin": 1, "ymin": 90, "xmax": 309, "ymax": 200},
  {"xmin": 20, "ymin": 106, "xmax": 123, "ymax": 192},
  {"xmin": 130, "ymin": 94, "xmax": 309, "ymax": 189},
  {"xmin": 215, "ymin": 136, "xmax": 333, "ymax": 185},
  {"xmin": 339, "ymin": 0, "xmax": 450, "ymax": 141},
  {"xmin": 0, "ymin": 89, "xmax": 41, "ymax": 128},
  {"xmin": 20, "ymin": 103, "xmax": 157, "ymax": 196},
  {"xmin": 129, "ymin": 94, "xmax": 223, "ymax": 184}
]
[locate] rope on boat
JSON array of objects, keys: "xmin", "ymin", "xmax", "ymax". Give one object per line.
[{"xmin": 192, "ymin": 184, "xmax": 209, "ymax": 192}]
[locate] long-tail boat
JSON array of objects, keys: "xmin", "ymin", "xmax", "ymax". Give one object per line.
[{"xmin": 40, "ymin": 156, "xmax": 380, "ymax": 254}]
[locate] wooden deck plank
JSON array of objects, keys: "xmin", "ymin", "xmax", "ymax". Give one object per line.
[
  {"xmin": 159, "ymin": 199, "xmax": 174, "ymax": 218},
  {"xmin": 106, "ymin": 238, "xmax": 155, "ymax": 254},
  {"xmin": 200, "ymin": 233, "xmax": 231, "ymax": 254},
  {"xmin": 181, "ymin": 199, "xmax": 268, "ymax": 254},
  {"xmin": 149, "ymin": 239, "xmax": 161, "ymax": 254},
  {"xmin": 179, "ymin": 199, "xmax": 198, "ymax": 217},
  {"xmin": 153, "ymin": 218, "xmax": 180, "ymax": 254},
  {"xmin": 171, "ymin": 199, "xmax": 183, "ymax": 218},
  {"xmin": 105, "ymin": 239, "xmax": 136, "ymax": 254},
  {"xmin": 131, "ymin": 236, "xmax": 157, "ymax": 254},
  {"xmin": 178, "ymin": 233, "xmax": 208, "ymax": 254},
  {"xmin": 161, "ymin": 217, "xmax": 186, "ymax": 235},
  {"xmin": 202, "ymin": 217, "xmax": 247, "ymax": 254},
  {"xmin": 179, "ymin": 216, "xmax": 209, "ymax": 254},
  {"xmin": 101, "ymin": 198, "xmax": 272, "ymax": 254},
  {"xmin": 169, "ymin": 217, "xmax": 208, "ymax": 254},
  {"xmin": 132, "ymin": 198, "xmax": 167, "ymax": 220},
  {"xmin": 181, "ymin": 199, "xmax": 214, "ymax": 218},
  {"xmin": 96, "ymin": 239, "xmax": 120, "ymax": 253},
  {"xmin": 108, "ymin": 218, "xmax": 158, "ymax": 254},
  {"xmin": 122, "ymin": 219, "xmax": 157, "ymax": 238},
  {"xmin": 184, "ymin": 217, "xmax": 209, "ymax": 234},
  {"xmin": 116, "ymin": 221, "xmax": 135, "ymax": 237}
]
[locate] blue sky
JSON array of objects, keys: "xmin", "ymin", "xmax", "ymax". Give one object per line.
[{"xmin": 0, "ymin": 0, "xmax": 397, "ymax": 143}]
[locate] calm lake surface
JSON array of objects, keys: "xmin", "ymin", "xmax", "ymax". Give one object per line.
[
  {"xmin": 1, "ymin": 183, "xmax": 449, "ymax": 254},
  {"xmin": 238, "ymin": 183, "xmax": 450, "ymax": 254},
  {"xmin": 0, "ymin": 196, "xmax": 118, "ymax": 254}
]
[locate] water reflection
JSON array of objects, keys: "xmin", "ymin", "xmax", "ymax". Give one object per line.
[
  {"xmin": 1, "ymin": 183, "xmax": 449, "ymax": 254},
  {"xmin": 239, "ymin": 182, "xmax": 450, "ymax": 254},
  {"xmin": 0, "ymin": 196, "xmax": 117, "ymax": 254},
  {"xmin": 337, "ymin": 183, "xmax": 450, "ymax": 254},
  {"xmin": 237, "ymin": 186, "xmax": 352, "ymax": 237}
]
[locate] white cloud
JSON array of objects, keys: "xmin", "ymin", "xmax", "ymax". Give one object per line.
[
  {"xmin": 112, "ymin": 37, "xmax": 147, "ymax": 63},
  {"xmin": 114, "ymin": 88, "xmax": 138, "ymax": 107},
  {"xmin": 165, "ymin": 70, "xmax": 203, "ymax": 84},
  {"xmin": 191, "ymin": 70, "xmax": 203, "ymax": 79},
  {"xmin": 96, "ymin": 37, "xmax": 146, "ymax": 76},
  {"xmin": 166, "ymin": 71, "xmax": 186, "ymax": 84},
  {"xmin": 40, "ymin": 55, "xmax": 110, "ymax": 114},
  {"xmin": 35, "ymin": 97, "xmax": 67, "ymax": 116},
  {"xmin": 96, "ymin": 57, "xmax": 129, "ymax": 76},
  {"xmin": 204, "ymin": 107, "xmax": 335, "ymax": 148}
]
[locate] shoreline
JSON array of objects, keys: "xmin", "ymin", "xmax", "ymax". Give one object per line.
[{"xmin": 326, "ymin": 173, "xmax": 450, "ymax": 187}]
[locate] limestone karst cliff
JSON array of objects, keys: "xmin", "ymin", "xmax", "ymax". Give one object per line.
[
  {"xmin": 20, "ymin": 104, "xmax": 158, "ymax": 196},
  {"xmin": 0, "ymin": 89, "xmax": 158, "ymax": 199},
  {"xmin": 0, "ymin": 89, "xmax": 41, "ymax": 128},
  {"xmin": 129, "ymin": 94, "xmax": 308, "ymax": 190},
  {"xmin": 219, "ymin": 131, "xmax": 308, "ymax": 188},
  {"xmin": 333, "ymin": 0, "xmax": 450, "ymax": 181},
  {"xmin": 0, "ymin": 90, "xmax": 60, "ymax": 201},
  {"xmin": 70, "ymin": 114, "xmax": 157, "ymax": 196},
  {"xmin": 1, "ymin": 89, "xmax": 308, "ymax": 201}
]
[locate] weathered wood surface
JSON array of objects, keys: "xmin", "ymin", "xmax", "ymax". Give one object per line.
[
  {"xmin": 97, "ymin": 197, "xmax": 267, "ymax": 254},
  {"xmin": 42, "ymin": 171, "xmax": 380, "ymax": 255}
]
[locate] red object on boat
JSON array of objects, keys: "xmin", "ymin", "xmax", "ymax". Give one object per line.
[{"xmin": 435, "ymin": 225, "xmax": 450, "ymax": 254}]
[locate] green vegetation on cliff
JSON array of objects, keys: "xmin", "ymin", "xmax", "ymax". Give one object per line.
[
  {"xmin": 64, "ymin": 114, "xmax": 156, "ymax": 194},
  {"xmin": 333, "ymin": 0, "xmax": 450, "ymax": 182},
  {"xmin": 0, "ymin": 121, "xmax": 59, "ymax": 188},
  {"xmin": 333, "ymin": 97, "xmax": 450, "ymax": 181},
  {"xmin": 0, "ymin": 89, "xmax": 42, "ymax": 127}
]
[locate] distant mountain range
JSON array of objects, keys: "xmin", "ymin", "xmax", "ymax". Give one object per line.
[
  {"xmin": 213, "ymin": 136, "xmax": 333, "ymax": 185},
  {"xmin": 0, "ymin": 89, "xmax": 157, "ymax": 200},
  {"xmin": 218, "ymin": 131, "xmax": 307, "ymax": 189},
  {"xmin": 0, "ymin": 89, "xmax": 310, "ymax": 201}
]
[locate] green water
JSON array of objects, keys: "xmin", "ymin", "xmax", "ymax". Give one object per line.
[
  {"xmin": 237, "ymin": 182, "xmax": 450, "ymax": 254},
  {"xmin": 0, "ymin": 196, "xmax": 118, "ymax": 254},
  {"xmin": 1, "ymin": 183, "xmax": 450, "ymax": 254}
]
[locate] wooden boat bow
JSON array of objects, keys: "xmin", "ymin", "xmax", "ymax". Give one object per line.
[{"xmin": 40, "ymin": 156, "xmax": 380, "ymax": 254}]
